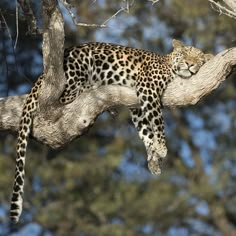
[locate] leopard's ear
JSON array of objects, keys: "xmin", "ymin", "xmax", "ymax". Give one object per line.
[
  {"xmin": 172, "ymin": 39, "xmax": 184, "ymax": 49},
  {"xmin": 204, "ymin": 53, "xmax": 214, "ymax": 62}
]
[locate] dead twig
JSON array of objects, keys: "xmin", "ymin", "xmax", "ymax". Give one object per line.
[
  {"xmin": 60, "ymin": 0, "xmax": 136, "ymax": 28},
  {"xmin": 148, "ymin": 0, "xmax": 160, "ymax": 5},
  {"xmin": 208, "ymin": 0, "xmax": 236, "ymax": 19},
  {"xmin": 14, "ymin": 1, "xmax": 19, "ymax": 49}
]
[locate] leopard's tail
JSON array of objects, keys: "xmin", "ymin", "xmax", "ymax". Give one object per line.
[{"xmin": 10, "ymin": 78, "xmax": 42, "ymax": 223}]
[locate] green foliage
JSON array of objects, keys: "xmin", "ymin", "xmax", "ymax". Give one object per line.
[{"xmin": 0, "ymin": 0, "xmax": 236, "ymax": 235}]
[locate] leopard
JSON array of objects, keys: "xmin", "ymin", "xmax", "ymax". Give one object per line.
[{"xmin": 10, "ymin": 39, "xmax": 213, "ymax": 222}]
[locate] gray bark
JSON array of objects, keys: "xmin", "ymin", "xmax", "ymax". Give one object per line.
[
  {"xmin": 39, "ymin": 0, "xmax": 66, "ymax": 114},
  {"xmin": 223, "ymin": 0, "xmax": 236, "ymax": 11}
]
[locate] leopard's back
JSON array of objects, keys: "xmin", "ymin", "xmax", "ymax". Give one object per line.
[{"xmin": 60, "ymin": 43, "xmax": 165, "ymax": 103}]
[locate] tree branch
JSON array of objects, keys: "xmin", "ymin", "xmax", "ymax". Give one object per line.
[
  {"xmin": 148, "ymin": 0, "xmax": 236, "ymax": 19},
  {"xmin": 0, "ymin": 48, "xmax": 235, "ymax": 149},
  {"xmin": 208, "ymin": 0, "xmax": 236, "ymax": 19},
  {"xmin": 60, "ymin": 0, "xmax": 136, "ymax": 28},
  {"xmin": 223, "ymin": 0, "xmax": 236, "ymax": 12},
  {"xmin": 17, "ymin": 0, "xmax": 41, "ymax": 35},
  {"xmin": 39, "ymin": 0, "xmax": 65, "ymax": 111}
]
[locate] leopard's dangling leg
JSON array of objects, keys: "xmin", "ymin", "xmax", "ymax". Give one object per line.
[
  {"xmin": 130, "ymin": 76, "xmax": 168, "ymax": 174},
  {"xmin": 129, "ymin": 105, "xmax": 167, "ymax": 175}
]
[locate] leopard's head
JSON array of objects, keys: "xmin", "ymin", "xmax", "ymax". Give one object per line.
[{"xmin": 170, "ymin": 39, "xmax": 213, "ymax": 78}]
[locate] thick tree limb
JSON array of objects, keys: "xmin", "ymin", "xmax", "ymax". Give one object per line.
[
  {"xmin": 0, "ymin": 47, "xmax": 235, "ymax": 149},
  {"xmin": 40, "ymin": 0, "xmax": 65, "ymax": 111},
  {"xmin": 17, "ymin": 0, "xmax": 65, "ymax": 101},
  {"xmin": 223, "ymin": 0, "xmax": 236, "ymax": 12}
]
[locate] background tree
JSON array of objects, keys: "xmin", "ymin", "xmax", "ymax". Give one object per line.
[{"xmin": 0, "ymin": 0, "xmax": 236, "ymax": 235}]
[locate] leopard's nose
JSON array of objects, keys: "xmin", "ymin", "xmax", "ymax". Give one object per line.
[{"xmin": 186, "ymin": 60, "xmax": 195, "ymax": 67}]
